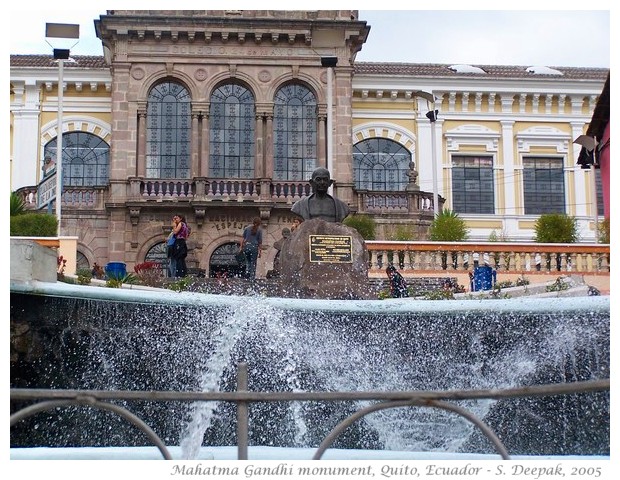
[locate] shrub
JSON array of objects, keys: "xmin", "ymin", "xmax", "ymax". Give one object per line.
[
  {"xmin": 134, "ymin": 261, "xmax": 163, "ymax": 287},
  {"xmin": 534, "ymin": 213, "xmax": 579, "ymax": 243},
  {"xmin": 10, "ymin": 212, "xmax": 58, "ymax": 237},
  {"xmin": 167, "ymin": 277, "xmax": 192, "ymax": 292},
  {"xmin": 76, "ymin": 268, "xmax": 93, "ymax": 285},
  {"xmin": 343, "ymin": 214, "xmax": 376, "ymax": 240},
  {"xmin": 391, "ymin": 225, "xmax": 415, "ymax": 241},
  {"xmin": 428, "ymin": 209, "xmax": 469, "ymax": 241},
  {"xmin": 106, "ymin": 273, "xmax": 139, "ymax": 288},
  {"xmin": 546, "ymin": 277, "xmax": 570, "ymax": 292},
  {"xmin": 10, "ymin": 192, "xmax": 26, "ymax": 217},
  {"xmin": 428, "ymin": 209, "xmax": 469, "ymax": 270},
  {"xmin": 598, "ymin": 218, "xmax": 610, "ymax": 243}
]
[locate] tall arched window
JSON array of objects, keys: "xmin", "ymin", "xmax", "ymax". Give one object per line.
[
  {"xmin": 273, "ymin": 83, "xmax": 317, "ymax": 181},
  {"xmin": 44, "ymin": 132, "xmax": 109, "ymax": 186},
  {"xmin": 353, "ymin": 138, "xmax": 411, "ymax": 191},
  {"xmin": 209, "ymin": 83, "xmax": 255, "ymax": 178},
  {"xmin": 146, "ymin": 81, "xmax": 191, "ymax": 179}
]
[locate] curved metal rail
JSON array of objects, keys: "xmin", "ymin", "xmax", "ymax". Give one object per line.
[
  {"xmin": 10, "ymin": 398, "xmax": 173, "ymax": 460},
  {"xmin": 10, "ymin": 363, "xmax": 609, "ymax": 461},
  {"xmin": 312, "ymin": 398, "xmax": 510, "ymax": 460}
]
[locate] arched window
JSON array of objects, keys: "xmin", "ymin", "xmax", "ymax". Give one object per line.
[
  {"xmin": 273, "ymin": 83, "xmax": 317, "ymax": 181},
  {"xmin": 76, "ymin": 251, "xmax": 90, "ymax": 272},
  {"xmin": 209, "ymin": 83, "xmax": 255, "ymax": 178},
  {"xmin": 44, "ymin": 132, "xmax": 109, "ymax": 186},
  {"xmin": 353, "ymin": 138, "xmax": 411, "ymax": 191},
  {"xmin": 146, "ymin": 81, "xmax": 191, "ymax": 179},
  {"xmin": 210, "ymin": 242, "xmax": 245, "ymax": 278},
  {"xmin": 145, "ymin": 242, "xmax": 169, "ymax": 277}
]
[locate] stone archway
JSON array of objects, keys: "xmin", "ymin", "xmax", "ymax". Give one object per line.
[
  {"xmin": 145, "ymin": 241, "xmax": 169, "ymax": 277},
  {"xmin": 210, "ymin": 241, "xmax": 244, "ymax": 278}
]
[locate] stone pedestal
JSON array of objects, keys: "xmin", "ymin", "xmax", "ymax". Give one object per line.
[
  {"xmin": 10, "ymin": 239, "xmax": 57, "ymax": 283},
  {"xmin": 278, "ymin": 219, "xmax": 371, "ymax": 299}
]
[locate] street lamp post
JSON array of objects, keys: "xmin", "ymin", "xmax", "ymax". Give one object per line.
[
  {"xmin": 426, "ymin": 108, "xmax": 440, "ymax": 216},
  {"xmin": 574, "ymin": 134, "xmax": 599, "ymax": 242},
  {"xmin": 45, "ymin": 23, "xmax": 79, "ymax": 236},
  {"xmin": 412, "ymin": 90, "xmax": 440, "ymax": 216},
  {"xmin": 321, "ymin": 56, "xmax": 337, "ymax": 195}
]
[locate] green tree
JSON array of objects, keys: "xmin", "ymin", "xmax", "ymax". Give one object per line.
[
  {"xmin": 343, "ymin": 214, "xmax": 376, "ymax": 240},
  {"xmin": 534, "ymin": 213, "xmax": 579, "ymax": 243}
]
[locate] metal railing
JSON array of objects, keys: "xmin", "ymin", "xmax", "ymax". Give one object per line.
[{"xmin": 10, "ymin": 362, "xmax": 609, "ymax": 461}]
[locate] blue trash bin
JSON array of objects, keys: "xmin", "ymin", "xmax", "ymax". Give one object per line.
[
  {"xmin": 105, "ymin": 262, "xmax": 127, "ymax": 279},
  {"xmin": 472, "ymin": 265, "xmax": 495, "ymax": 291}
]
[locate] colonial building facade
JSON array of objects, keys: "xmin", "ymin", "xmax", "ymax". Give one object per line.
[{"xmin": 9, "ymin": 10, "xmax": 608, "ymax": 278}]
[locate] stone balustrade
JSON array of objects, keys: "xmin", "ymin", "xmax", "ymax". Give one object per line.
[
  {"xmin": 17, "ymin": 180, "xmax": 440, "ymax": 211},
  {"xmin": 356, "ymin": 190, "xmax": 439, "ymax": 213},
  {"xmin": 366, "ymin": 241, "xmax": 610, "ymax": 275}
]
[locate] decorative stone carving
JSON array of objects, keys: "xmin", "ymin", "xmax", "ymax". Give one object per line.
[
  {"xmin": 258, "ymin": 70, "xmax": 271, "ymax": 82},
  {"xmin": 131, "ymin": 67, "xmax": 145, "ymax": 80},
  {"xmin": 194, "ymin": 68, "xmax": 207, "ymax": 81},
  {"xmin": 129, "ymin": 208, "xmax": 141, "ymax": 226},
  {"xmin": 194, "ymin": 208, "xmax": 205, "ymax": 227}
]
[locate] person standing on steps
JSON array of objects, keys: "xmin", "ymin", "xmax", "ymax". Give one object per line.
[
  {"xmin": 171, "ymin": 214, "xmax": 190, "ymax": 277},
  {"xmin": 166, "ymin": 218, "xmax": 177, "ymax": 278},
  {"xmin": 239, "ymin": 217, "xmax": 263, "ymax": 280}
]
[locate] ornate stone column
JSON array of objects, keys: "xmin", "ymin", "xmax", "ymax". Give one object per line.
[
  {"xmin": 137, "ymin": 102, "xmax": 147, "ymax": 177},
  {"xmin": 264, "ymin": 113, "xmax": 274, "ymax": 178},
  {"xmin": 191, "ymin": 110, "xmax": 200, "ymax": 177},
  {"xmin": 500, "ymin": 120, "xmax": 517, "ymax": 227},
  {"xmin": 317, "ymin": 108, "xmax": 327, "ymax": 169},
  {"xmin": 200, "ymin": 110, "xmax": 210, "ymax": 178},
  {"xmin": 259, "ymin": 113, "xmax": 274, "ymax": 202},
  {"xmin": 255, "ymin": 110, "xmax": 265, "ymax": 178}
]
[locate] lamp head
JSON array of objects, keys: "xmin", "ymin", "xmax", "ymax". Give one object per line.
[
  {"xmin": 426, "ymin": 109, "xmax": 439, "ymax": 122},
  {"xmin": 53, "ymin": 49, "xmax": 70, "ymax": 60}
]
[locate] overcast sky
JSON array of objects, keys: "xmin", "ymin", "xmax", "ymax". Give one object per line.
[{"xmin": 6, "ymin": 5, "xmax": 611, "ymax": 68}]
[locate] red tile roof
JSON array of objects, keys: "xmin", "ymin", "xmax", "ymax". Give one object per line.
[
  {"xmin": 10, "ymin": 55, "xmax": 108, "ymax": 69},
  {"xmin": 353, "ymin": 62, "xmax": 608, "ymax": 81},
  {"xmin": 10, "ymin": 55, "xmax": 609, "ymax": 81}
]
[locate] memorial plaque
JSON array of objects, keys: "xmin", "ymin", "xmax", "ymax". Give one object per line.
[{"xmin": 309, "ymin": 235, "xmax": 352, "ymax": 263}]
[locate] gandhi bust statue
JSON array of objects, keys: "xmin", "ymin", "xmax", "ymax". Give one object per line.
[{"xmin": 291, "ymin": 167, "xmax": 350, "ymax": 223}]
